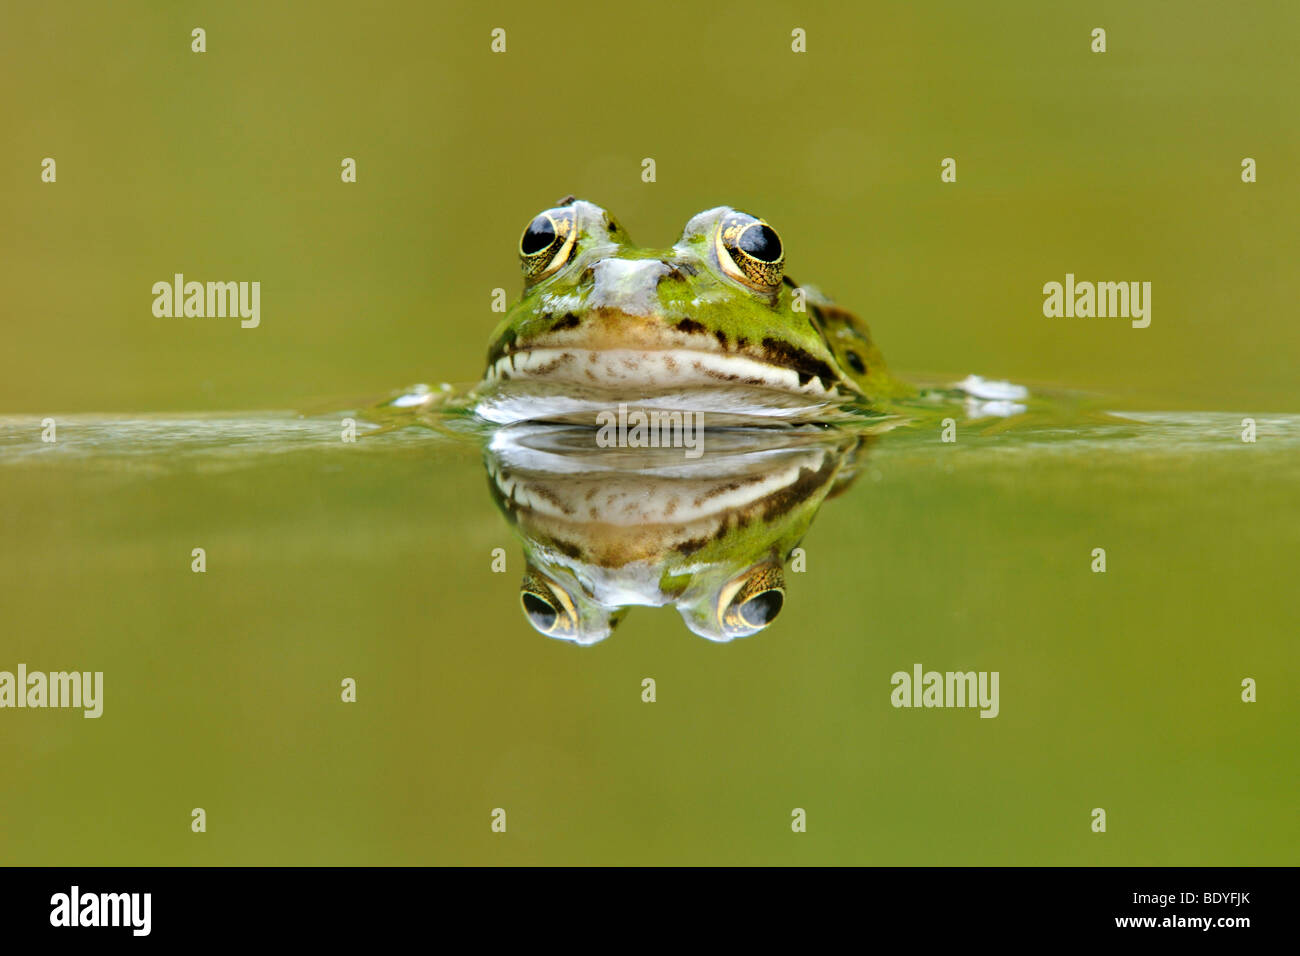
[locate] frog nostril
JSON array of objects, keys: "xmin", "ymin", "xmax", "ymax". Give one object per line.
[{"xmin": 658, "ymin": 260, "xmax": 698, "ymax": 284}]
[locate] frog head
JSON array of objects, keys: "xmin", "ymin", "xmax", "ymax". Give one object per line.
[{"xmin": 477, "ymin": 199, "xmax": 902, "ymax": 424}]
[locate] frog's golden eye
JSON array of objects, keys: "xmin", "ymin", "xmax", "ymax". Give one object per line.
[
  {"xmin": 519, "ymin": 205, "xmax": 579, "ymax": 282},
  {"xmin": 520, "ymin": 572, "xmax": 578, "ymax": 638},
  {"xmin": 715, "ymin": 212, "xmax": 785, "ymax": 292},
  {"xmin": 717, "ymin": 563, "xmax": 786, "ymax": 637}
]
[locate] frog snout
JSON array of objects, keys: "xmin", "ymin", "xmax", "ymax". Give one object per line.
[{"xmin": 587, "ymin": 258, "xmax": 671, "ymax": 317}]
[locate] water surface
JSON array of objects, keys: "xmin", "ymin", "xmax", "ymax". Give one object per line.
[{"xmin": 1, "ymin": 410, "xmax": 1294, "ymax": 864}]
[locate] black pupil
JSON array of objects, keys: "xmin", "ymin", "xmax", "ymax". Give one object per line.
[
  {"xmin": 522, "ymin": 216, "xmax": 557, "ymax": 255},
  {"xmin": 738, "ymin": 223, "xmax": 782, "ymax": 262},
  {"xmin": 846, "ymin": 351, "xmax": 866, "ymax": 374},
  {"xmin": 522, "ymin": 593, "xmax": 557, "ymax": 629},
  {"xmin": 740, "ymin": 590, "xmax": 783, "ymax": 627}
]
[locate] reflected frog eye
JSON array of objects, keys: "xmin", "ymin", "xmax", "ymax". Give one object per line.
[
  {"xmin": 715, "ymin": 212, "xmax": 785, "ymax": 292},
  {"xmin": 519, "ymin": 205, "xmax": 579, "ymax": 282},
  {"xmin": 737, "ymin": 588, "xmax": 784, "ymax": 628},
  {"xmin": 718, "ymin": 563, "xmax": 787, "ymax": 637},
  {"xmin": 522, "ymin": 592, "xmax": 558, "ymax": 630},
  {"xmin": 519, "ymin": 572, "xmax": 578, "ymax": 638}
]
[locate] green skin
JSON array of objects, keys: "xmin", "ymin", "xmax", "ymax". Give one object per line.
[{"xmin": 468, "ymin": 199, "xmax": 913, "ymax": 425}]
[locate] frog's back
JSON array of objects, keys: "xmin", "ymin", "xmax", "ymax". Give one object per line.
[{"xmin": 794, "ymin": 281, "xmax": 912, "ymax": 405}]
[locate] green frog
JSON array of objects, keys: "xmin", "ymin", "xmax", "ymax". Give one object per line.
[
  {"xmin": 382, "ymin": 197, "xmax": 966, "ymax": 428},
  {"xmin": 365, "ymin": 199, "xmax": 1040, "ymax": 641},
  {"xmin": 480, "ymin": 197, "xmax": 915, "ymax": 425}
]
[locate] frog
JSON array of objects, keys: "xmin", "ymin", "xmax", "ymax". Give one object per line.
[
  {"xmin": 484, "ymin": 421, "xmax": 872, "ymax": 643},
  {"xmin": 363, "ymin": 199, "xmax": 1044, "ymax": 641},
  {"xmin": 380, "ymin": 197, "xmax": 941, "ymax": 429},
  {"xmin": 373, "ymin": 197, "xmax": 1042, "ymax": 430}
]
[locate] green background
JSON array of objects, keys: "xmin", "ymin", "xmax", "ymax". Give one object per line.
[
  {"xmin": 0, "ymin": 1, "xmax": 1296, "ymax": 865},
  {"xmin": 3, "ymin": 0, "xmax": 1298, "ymax": 414}
]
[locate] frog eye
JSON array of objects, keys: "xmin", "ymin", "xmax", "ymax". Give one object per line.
[
  {"xmin": 717, "ymin": 563, "xmax": 786, "ymax": 637},
  {"xmin": 519, "ymin": 205, "xmax": 579, "ymax": 282},
  {"xmin": 520, "ymin": 572, "xmax": 578, "ymax": 638},
  {"xmin": 715, "ymin": 211, "xmax": 785, "ymax": 292},
  {"xmin": 519, "ymin": 570, "xmax": 626, "ymax": 644}
]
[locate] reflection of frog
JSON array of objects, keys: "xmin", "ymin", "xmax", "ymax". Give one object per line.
[{"xmin": 484, "ymin": 424, "xmax": 870, "ymax": 643}]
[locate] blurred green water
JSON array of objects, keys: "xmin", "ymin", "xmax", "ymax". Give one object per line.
[{"xmin": 1, "ymin": 0, "xmax": 1297, "ymax": 865}]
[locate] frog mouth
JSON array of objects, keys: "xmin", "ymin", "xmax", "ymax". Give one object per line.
[{"xmin": 484, "ymin": 347, "xmax": 852, "ymax": 400}]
